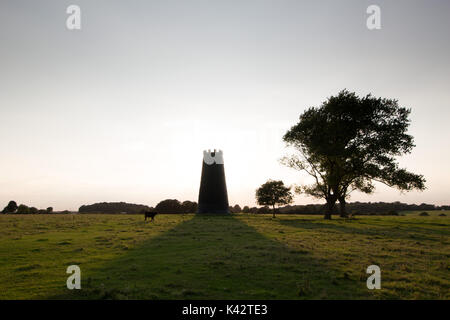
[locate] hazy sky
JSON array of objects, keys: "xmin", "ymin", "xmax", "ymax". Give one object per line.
[{"xmin": 1, "ymin": 0, "xmax": 449, "ymax": 210}]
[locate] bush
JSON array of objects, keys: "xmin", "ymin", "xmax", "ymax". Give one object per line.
[
  {"xmin": 249, "ymin": 207, "xmax": 258, "ymax": 214},
  {"xmin": 439, "ymin": 213, "xmax": 446, "ymax": 217},
  {"xmin": 79, "ymin": 202, "xmax": 151, "ymax": 214},
  {"xmin": 155, "ymin": 199, "xmax": 184, "ymax": 214},
  {"xmin": 419, "ymin": 212, "xmax": 429, "ymax": 216},
  {"xmin": 257, "ymin": 206, "xmax": 271, "ymax": 214},
  {"xmin": 181, "ymin": 201, "xmax": 197, "ymax": 213},
  {"xmin": 17, "ymin": 205, "xmax": 30, "ymax": 214}
]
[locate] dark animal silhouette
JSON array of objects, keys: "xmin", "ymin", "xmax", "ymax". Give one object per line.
[{"xmin": 144, "ymin": 211, "xmax": 158, "ymax": 222}]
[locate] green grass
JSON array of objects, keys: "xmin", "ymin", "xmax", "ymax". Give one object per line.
[
  {"xmin": 400, "ymin": 210, "xmax": 448, "ymax": 217},
  {"xmin": 0, "ymin": 212, "xmax": 448, "ymax": 299}
]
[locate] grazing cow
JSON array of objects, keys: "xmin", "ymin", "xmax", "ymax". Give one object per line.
[{"xmin": 144, "ymin": 211, "xmax": 158, "ymax": 222}]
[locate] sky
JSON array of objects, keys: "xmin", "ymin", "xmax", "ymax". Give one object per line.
[{"xmin": 1, "ymin": 0, "xmax": 449, "ymax": 210}]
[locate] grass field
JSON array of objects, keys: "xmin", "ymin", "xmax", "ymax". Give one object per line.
[{"xmin": 0, "ymin": 212, "xmax": 448, "ymax": 299}]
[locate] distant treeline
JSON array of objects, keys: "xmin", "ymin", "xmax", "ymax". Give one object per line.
[
  {"xmin": 3, "ymin": 199, "xmax": 449, "ymax": 215},
  {"xmin": 78, "ymin": 200, "xmax": 198, "ymax": 214},
  {"xmin": 77, "ymin": 200, "xmax": 449, "ymax": 215},
  {"xmin": 274, "ymin": 201, "xmax": 448, "ymax": 215},
  {"xmin": 231, "ymin": 201, "xmax": 449, "ymax": 215},
  {"xmin": 1, "ymin": 201, "xmax": 57, "ymax": 214},
  {"xmin": 79, "ymin": 202, "xmax": 153, "ymax": 214}
]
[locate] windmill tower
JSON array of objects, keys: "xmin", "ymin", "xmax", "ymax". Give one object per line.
[{"xmin": 197, "ymin": 149, "xmax": 230, "ymax": 214}]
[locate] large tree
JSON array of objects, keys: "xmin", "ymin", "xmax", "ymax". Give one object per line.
[
  {"xmin": 256, "ymin": 180, "xmax": 293, "ymax": 218},
  {"xmin": 282, "ymin": 90, "xmax": 425, "ymax": 219}
]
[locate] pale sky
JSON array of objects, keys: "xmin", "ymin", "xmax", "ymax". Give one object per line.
[{"xmin": 1, "ymin": 0, "xmax": 449, "ymax": 210}]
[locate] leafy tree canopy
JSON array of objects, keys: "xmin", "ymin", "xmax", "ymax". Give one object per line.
[
  {"xmin": 256, "ymin": 180, "xmax": 293, "ymax": 218},
  {"xmin": 282, "ymin": 90, "xmax": 425, "ymax": 219},
  {"xmin": 2, "ymin": 200, "xmax": 18, "ymax": 213}
]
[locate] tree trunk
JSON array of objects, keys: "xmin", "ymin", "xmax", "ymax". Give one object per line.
[
  {"xmin": 339, "ymin": 197, "xmax": 348, "ymax": 218},
  {"xmin": 272, "ymin": 205, "xmax": 276, "ymax": 218},
  {"xmin": 324, "ymin": 198, "xmax": 336, "ymax": 220}
]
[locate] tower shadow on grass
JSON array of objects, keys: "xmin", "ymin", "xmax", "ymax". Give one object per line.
[{"xmin": 50, "ymin": 214, "xmax": 368, "ymax": 299}]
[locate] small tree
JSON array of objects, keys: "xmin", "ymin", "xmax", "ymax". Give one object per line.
[
  {"xmin": 46, "ymin": 207, "xmax": 53, "ymax": 213},
  {"xmin": 256, "ymin": 180, "xmax": 293, "ymax": 218},
  {"xmin": 2, "ymin": 201, "xmax": 18, "ymax": 213}
]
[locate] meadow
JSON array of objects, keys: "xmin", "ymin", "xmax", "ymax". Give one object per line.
[{"xmin": 0, "ymin": 212, "xmax": 448, "ymax": 299}]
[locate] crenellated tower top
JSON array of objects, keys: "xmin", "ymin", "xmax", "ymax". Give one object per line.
[{"xmin": 203, "ymin": 149, "xmax": 224, "ymax": 165}]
